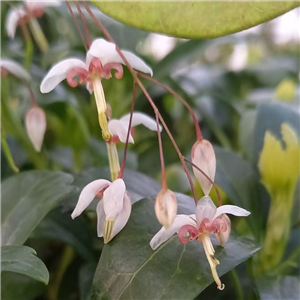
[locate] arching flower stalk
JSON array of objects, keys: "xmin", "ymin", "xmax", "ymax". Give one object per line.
[
  {"xmin": 5, "ymin": 0, "xmax": 61, "ymax": 52},
  {"xmin": 40, "ymin": 38, "xmax": 152, "ymax": 141},
  {"xmin": 150, "ymin": 196, "xmax": 250, "ymax": 290}
]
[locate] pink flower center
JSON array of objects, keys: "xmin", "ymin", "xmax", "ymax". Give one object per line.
[
  {"xmin": 66, "ymin": 58, "xmax": 124, "ymax": 90},
  {"xmin": 178, "ymin": 217, "xmax": 228, "ymax": 244}
]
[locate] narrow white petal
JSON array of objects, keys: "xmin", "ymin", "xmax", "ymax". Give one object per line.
[
  {"xmin": 150, "ymin": 214, "xmax": 196, "ymax": 250},
  {"xmin": 196, "ymin": 196, "xmax": 217, "ymax": 225},
  {"xmin": 5, "ymin": 7, "xmax": 26, "ymax": 39},
  {"xmin": 0, "ymin": 59, "xmax": 31, "ymax": 81},
  {"xmin": 103, "ymin": 178, "xmax": 126, "ymax": 219},
  {"xmin": 96, "ymin": 201, "xmax": 105, "ymax": 237},
  {"xmin": 25, "ymin": 107, "xmax": 46, "ymax": 152},
  {"xmin": 120, "ymin": 112, "xmax": 162, "ymax": 132},
  {"xmin": 214, "ymin": 205, "xmax": 251, "ymax": 220},
  {"xmin": 87, "ymin": 38, "xmax": 153, "ymax": 75},
  {"xmin": 40, "ymin": 58, "xmax": 87, "ymax": 93},
  {"xmin": 108, "ymin": 119, "xmax": 134, "ymax": 144},
  {"xmin": 71, "ymin": 179, "xmax": 111, "ymax": 219},
  {"xmin": 108, "ymin": 193, "xmax": 132, "ymax": 241}
]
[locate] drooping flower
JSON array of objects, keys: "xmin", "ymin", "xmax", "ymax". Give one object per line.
[
  {"xmin": 71, "ymin": 178, "xmax": 131, "ymax": 244},
  {"xmin": 25, "ymin": 106, "xmax": 47, "ymax": 152},
  {"xmin": 5, "ymin": 0, "xmax": 60, "ymax": 39},
  {"xmin": 154, "ymin": 189, "xmax": 178, "ymax": 228},
  {"xmin": 150, "ymin": 196, "xmax": 250, "ymax": 290},
  {"xmin": 0, "ymin": 58, "xmax": 31, "ymax": 81},
  {"xmin": 108, "ymin": 112, "xmax": 162, "ymax": 144},
  {"xmin": 191, "ymin": 139, "xmax": 216, "ymax": 196},
  {"xmin": 40, "ymin": 38, "xmax": 152, "ymax": 140}
]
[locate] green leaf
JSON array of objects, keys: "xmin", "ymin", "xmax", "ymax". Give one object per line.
[
  {"xmin": 214, "ymin": 147, "xmax": 265, "ymax": 241},
  {"xmin": 91, "ymin": 196, "xmax": 259, "ymax": 300},
  {"xmin": 1, "ymin": 245, "xmax": 49, "ymax": 284},
  {"xmin": 255, "ymin": 275, "xmax": 300, "ymax": 300},
  {"xmin": 1, "ymin": 171, "xmax": 76, "ymax": 246},
  {"xmin": 31, "ymin": 208, "xmax": 96, "ymax": 262},
  {"xmin": 91, "ymin": 1, "xmax": 299, "ymax": 39}
]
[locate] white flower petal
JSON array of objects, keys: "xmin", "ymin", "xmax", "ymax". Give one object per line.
[
  {"xmin": 103, "ymin": 178, "xmax": 126, "ymax": 219},
  {"xmin": 108, "ymin": 119, "xmax": 134, "ymax": 144},
  {"xmin": 0, "ymin": 59, "xmax": 31, "ymax": 81},
  {"xmin": 150, "ymin": 214, "xmax": 196, "ymax": 250},
  {"xmin": 196, "ymin": 196, "xmax": 217, "ymax": 225},
  {"xmin": 40, "ymin": 58, "xmax": 87, "ymax": 93},
  {"xmin": 120, "ymin": 112, "xmax": 162, "ymax": 132},
  {"xmin": 214, "ymin": 205, "xmax": 251, "ymax": 220},
  {"xmin": 25, "ymin": 106, "xmax": 46, "ymax": 152},
  {"xmin": 96, "ymin": 200, "xmax": 105, "ymax": 238},
  {"xmin": 71, "ymin": 179, "xmax": 111, "ymax": 219},
  {"xmin": 86, "ymin": 38, "xmax": 153, "ymax": 75},
  {"xmin": 109, "ymin": 192, "xmax": 132, "ymax": 241},
  {"xmin": 5, "ymin": 7, "xmax": 26, "ymax": 39}
]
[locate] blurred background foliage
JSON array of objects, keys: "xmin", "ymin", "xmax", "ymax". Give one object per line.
[{"xmin": 1, "ymin": 2, "xmax": 299, "ymax": 300}]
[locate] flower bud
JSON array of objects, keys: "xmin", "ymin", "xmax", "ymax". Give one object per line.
[
  {"xmin": 25, "ymin": 106, "xmax": 46, "ymax": 152},
  {"xmin": 154, "ymin": 189, "xmax": 177, "ymax": 228},
  {"xmin": 191, "ymin": 139, "xmax": 216, "ymax": 196},
  {"xmin": 214, "ymin": 214, "xmax": 231, "ymax": 247}
]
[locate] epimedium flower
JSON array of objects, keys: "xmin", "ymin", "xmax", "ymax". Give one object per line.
[
  {"xmin": 108, "ymin": 112, "xmax": 162, "ymax": 144},
  {"xmin": 71, "ymin": 178, "xmax": 131, "ymax": 244},
  {"xmin": 5, "ymin": 0, "xmax": 60, "ymax": 52},
  {"xmin": 40, "ymin": 38, "xmax": 152, "ymax": 140},
  {"xmin": 150, "ymin": 196, "xmax": 250, "ymax": 290},
  {"xmin": 191, "ymin": 139, "xmax": 216, "ymax": 196},
  {"xmin": 0, "ymin": 58, "xmax": 31, "ymax": 81}
]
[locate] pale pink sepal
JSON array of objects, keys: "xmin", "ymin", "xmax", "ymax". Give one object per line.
[
  {"xmin": 86, "ymin": 38, "xmax": 153, "ymax": 76},
  {"xmin": 0, "ymin": 59, "xmax": 31, "ymax": 81},
  {"xmin": 40, "ymin": 58, "xmax": 87, "ymax": 93},
  {"xmin": 196, "ymin": 196, "xmax": 217, "ymax": 225},
  {"xmin": 191, "ymin": 139, "xmax": 216, "ymax": 196},
  {"xmin": 214, "ymin": 204, "xmax": 250, "ymax": 220},
  {"xmin": 5, "ymin": 6, "xmax": 26, "ymax": 39},
  {"xmin": 97, "ymin": 192, "xmax": 132, "ymax": 242},
  {"xmin": 150, "ymin": 214, "xmax": 196, "ymax": 250},
  {"xmin": 120, "ymin": 112, "xmax": 162, "ymax": 132},
  {"xmin": 108, "ymin": 119, "xmax": 134, "ymax": 144},
  {"xmin": 71, "ymin": 179, "xmax": 111, "ymax": 219},
  {"xmin": 25, "ymin": 107, "xmax": 46, "ymax": 152},
  {"xmin": 25, "ymin": 0, "xmax": 61, "ymax": 10},
  {"xmin": 103, "ymin": 178, "xmax": 126, "ymax": 219}
]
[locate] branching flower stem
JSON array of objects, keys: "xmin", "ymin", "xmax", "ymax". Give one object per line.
[
  {"xmin": 74, "ymin": 1, "xmax": 91, "ymax": 48},
  {"xmin": 118, "ymin": 81, "xmax": 137, "ymax": 179},
  {"xmin": 66, "ymin": 1, "xmax": 88, "ymax": 51},
  {"xmin": 138, "ymin": 73, "xmax": 203, "ymax": 141},
  {"xmin": 156, "ymin": 113, "xmax": 167, "ymax": 189}
]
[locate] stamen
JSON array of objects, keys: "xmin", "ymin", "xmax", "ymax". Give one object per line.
[
  {"xmin": 199, "ymin": 218, "xmax": 212, "ymax": 233},
  {"xmin": 202, "ymin": 233, "xmax": 224, "ymax": 290},
  {"xmin": 89, "ymin": 58, "xmax": 103, "ymax": 74},
  {"xmin": 103, "ymin": 62, "xmax": 124, "ymax": 79},
  {"xmin": 103, "ymin": 218, "xmax": 114, "ymax": 243}
]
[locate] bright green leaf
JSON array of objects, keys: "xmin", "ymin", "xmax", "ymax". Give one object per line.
[
  {"xmin": 91, "ymin": 196, "xmax": 259, "ymax": 300},
  {"xmin": 91, "ymin": 1, "xmax": 299, "ymax": 39},
  {"xmin": 1, "ymin": 245, "xmax": 49, "ymax": 285},
  {"xmin": 1, "ymin": 171, "xmax": 76, "ymax": 246}
]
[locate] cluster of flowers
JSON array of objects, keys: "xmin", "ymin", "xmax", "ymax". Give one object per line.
[{"xmin": 2, "ymin": 1, "xmax": 251, "ymax": 290}]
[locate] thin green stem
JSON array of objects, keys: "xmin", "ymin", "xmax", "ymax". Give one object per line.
[
  {"xmin": 1, "ymin": 131, "xmax": 19, "ymax": 173},
  {"xmin": 230, "ymin": 269, "xmax": 243, "ymax": 300}
]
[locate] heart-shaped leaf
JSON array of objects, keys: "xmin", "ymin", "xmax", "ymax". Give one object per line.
[
  {"xmin": 91, "ymin": 2, "xmax": 299, "ymax": 39},
  {"xmin": 1, "ymin": 171, "xmax": 76, "ymax": 246},
  {"xmin": 91, "ymin": 196, "xmax": 259, "ymax": 300},
  {"xmin": 1, "ymin": 245, "xmax": 49, "ymax": 285}
]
